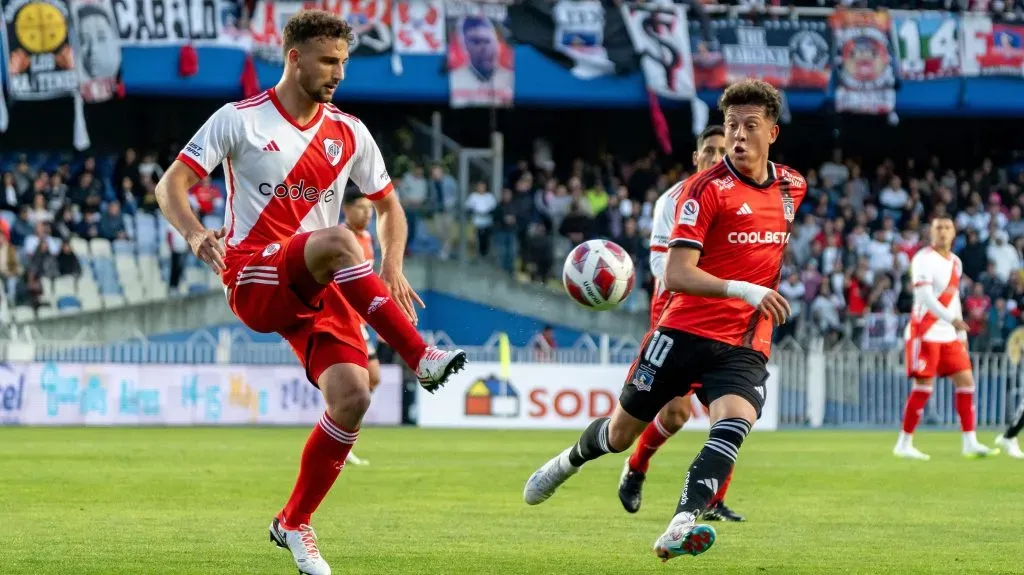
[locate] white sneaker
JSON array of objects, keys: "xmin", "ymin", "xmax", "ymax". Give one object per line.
[
  {"xmin": 523, "ymin": 447, "xmax": 579, "ymax": 505},
  {"xmin": 346, "ymin": 451, "xmax": 368, "ymax": 466},
  {"xmin": 415, "ymin": 347, "xmax": 467, "ymax": 392},
  {"xmin": 963, "ymin": 442, "xmax": 1000, "ymax": 458},
  {"xmin": 652, "ymin": 511, "xmax": 716, "ymax": 562},
  {"xmin": 893, "ymin": 444, "xmax": 931, "ymax": 460},
  {"xmin": 269, "ymin": 518, "xmax": 331, "ymax": 575},
  {"xmin": 995, "ymin": 435, "xmax": 1024, "ymax": 459}
]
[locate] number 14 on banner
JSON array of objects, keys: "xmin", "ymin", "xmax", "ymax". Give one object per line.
[{"xmin": 892, "ymin": 11, "xmax": 960, "ymax": 80}]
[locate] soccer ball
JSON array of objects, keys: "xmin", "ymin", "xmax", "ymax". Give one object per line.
[{"xmin": 562, "ymin": 239, "xmax": 635, "ymax": 311}]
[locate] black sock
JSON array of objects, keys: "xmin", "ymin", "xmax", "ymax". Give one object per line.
[
  {"xmin": 1006, "ymin": 402, "xmax": 1024, "ymax": 439},
  {"xmin": 675, "ymin": 417, "xmax": 751, "ymax": 517},
  {"xmin": 567, "ymin": 417, "xmax": 621, "ymax": 467}
]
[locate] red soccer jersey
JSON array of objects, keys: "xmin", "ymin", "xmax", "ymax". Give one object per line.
[{"xmin": 660, "ymin": 157, "xmax": 807, "ymax": 358}]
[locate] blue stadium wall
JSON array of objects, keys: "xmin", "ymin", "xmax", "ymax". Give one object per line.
[{"xmin": 149, "ymin": 291, "xmax": 586, "ymax": 347}]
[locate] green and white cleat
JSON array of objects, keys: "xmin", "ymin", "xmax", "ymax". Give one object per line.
[
  {"xmin": 995, "ymin": 435, "xmax": 1024, "ymax": 459},
  {"xmin": 652, "ymin": 512, "xmax": 716, "ymax": 563},
  {"xmin": 963, "ymin": 443, "xmax": 1000, "ymax": 458}
]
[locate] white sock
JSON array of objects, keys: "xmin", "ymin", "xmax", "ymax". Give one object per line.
[
  {"xmin": 963, "ymin": 431, "xmax": 978, "ymax": 451},
  {"xmin": 897, "ymin": 432, "xmax": 913, "ymax": 449}
]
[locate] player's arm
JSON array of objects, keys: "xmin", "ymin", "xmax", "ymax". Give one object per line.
[
  {"xmin": 353, "ymin": 123, "xmax": 424, "ymax": 322},
  {"xmin": 155, "ymin": 105, "xmax": 238, "ymax": 272},
  {"xmin": 663, "ymin": 182, "xmax": 790, "ymax": 325},
  {"xmin": 648, "ymin": 192, "xmax": 673, "ymax": 281}
]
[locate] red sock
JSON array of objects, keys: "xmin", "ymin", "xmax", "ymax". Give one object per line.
[
  {"xmin": 334, "ymin": 261, "xmax": 427, "ymax": 369},
  {"xmin": 279, "ymin": 413, "xmax": 358, "ymax": 528},
  {"xmin": 955, "ymin": 387, "xmax": 976, "ymax": 433},
  {"xmin": 710, "ymin": 468, "xmax": 733, "ymax": 506},
  {"xmin": 628, "ymin": 417, "xmax": 676, "ymax": 474},
  {"xmin": 901, "ymin": 385, "xmax": 932, "ymax": 434}
]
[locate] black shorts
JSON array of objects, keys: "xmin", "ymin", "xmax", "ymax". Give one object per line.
[{"xmin": 619, "ymin": 328, "xmax": 768, "ymax": 422}]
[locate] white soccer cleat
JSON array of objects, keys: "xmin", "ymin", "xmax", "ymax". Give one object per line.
[
  {"xmin": 269, "ymin": 518, "xmax": 332, "ymax": 575},
  {"xmin": 415, "ymin": 346, "xmax": 467, "ymax": 393},
  {"xmin": 345, "ymin": 451, "xmax": 368, "ymax": 466},
  {"xmin": 995, "ymin": 435, "xmax": 1024, "ymax": 459},
  {"xmin": 893, "ymin": 444, "xmax": 931, "ymax": 461},
  {"xmin": 523, "ymin": 447, "xmax": 579, "ymax": 505},
  {"xmin": 652, "ymin": 511, "xmax": 716, "ymax": 562},
  {"xmin": 963, "ymin": 442, "xmax": 1000, "ymax": 459}
]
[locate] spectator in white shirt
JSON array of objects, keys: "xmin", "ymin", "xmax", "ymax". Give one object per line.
[
  {"xmin": 987, "ymin": 230, "xmax": 1021, "ymax": 283},
  {"xmin": 22, "ymin": 221, "xmax": 61, "ymax": 258},
  {"xmin": 820, "ymin": 148, "xmax": 850, "ymax": 187},
  {"xmin": 879, "ymin": 176, "xmax": 908, "ymax": 218},
  {"xmin": 465, "ymin": 182, "xmax": 497, "ymax": 258},
  {"xmin": 865, "ymin": 230, "xmax": 894, "ymax": 273}
]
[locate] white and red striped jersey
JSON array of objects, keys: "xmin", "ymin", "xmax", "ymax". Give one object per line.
[
  {"xmin": 648, "ymin": 179, "xmax": 686, "ymax": 326},
  {"xmin": 177, "ymin": 88, "xmax": 393, "ymax": 261},
  {"xmin": 907, "ymin": 247, "xmax": 963, "ymax": 343}
]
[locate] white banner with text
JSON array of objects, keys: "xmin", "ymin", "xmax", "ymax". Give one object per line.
[{"xmin": 416, "ymin": 363, "xmax": 779, "ymax": 430}]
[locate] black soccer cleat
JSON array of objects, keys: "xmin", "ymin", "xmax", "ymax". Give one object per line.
[
  {"xmin": 703, "ymin": 500, "xmax": 745, "ymax": 522},
  {"xmin": 617, "ymin": 459, "xmax": 646, "ymax": 514}
]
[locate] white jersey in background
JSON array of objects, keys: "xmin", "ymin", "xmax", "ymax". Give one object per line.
[
  {"xmin": 647, "ymin": 179, "xmax": 685, "ymax": 325},
  {"xmin": 906, "ymin": 247, "xmax": 963, "ymax": 343},
  {"xmin": 177, "ymin": 88, "xmax": 393, "ymax": 260}
]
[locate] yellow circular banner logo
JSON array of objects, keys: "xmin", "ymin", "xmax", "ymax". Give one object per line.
[{"xmin": 14, "ymin": 2, "xmax": 67, "ymax": 54}]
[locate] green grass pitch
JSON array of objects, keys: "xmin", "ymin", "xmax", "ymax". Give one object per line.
[{"xmin": 2, "ymin": 427, "xmax": 1022, "ymax": 574}]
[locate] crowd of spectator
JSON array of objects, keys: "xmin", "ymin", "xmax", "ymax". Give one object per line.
[
  {"xmin": 394, "ymin": 140, "xmax": 1024, "ymax": 353},
  {"xmin": 0, "ymin": 148, "xmax": 221, "ymax": 310}
]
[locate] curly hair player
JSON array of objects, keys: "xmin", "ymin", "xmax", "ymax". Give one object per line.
[
  {"xmin": 154, "ymin": 11, "xmax": 467, "ymax": 575},
  {"xmin": 523, "ymin": 80, "xmax": 804, "ymax": 562}
]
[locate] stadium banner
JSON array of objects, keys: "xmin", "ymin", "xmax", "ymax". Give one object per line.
[
  {"xmin": 0, "ymin": 362, "xmax": 403, "ymax": 426},
  {"xmin": 109, "ymin": 0, "xmax": 227, "ymax": 45},
  {"xmin": 446, "ymin": 0, "xmax": 513, "ymax": 108},
  {"xmin": 2, "ymin": 0, "xmax": 79, "ymax": 100},
  {"xmin": 71, "ymin": 0, "xmax": 120, "ymax": 102},
  {"xmin": 392, "ymin": 0, "xmax": 445, "ymax": 55},
  {"xmin": 960, "ymin": 14, "xmax": 1024, "ymax": 77},
  {"xmin": 830, "ymin": 9, "xmax": 897, "ymax": 115},
  {"xmin": 620, "ymin": 2, "xmax": 695, "ymax": 100},
  {"xmin": 416, "ymin": 363, "xmax": 780, "ymax": 431},
  {"xmin": 890, "ymin": 11, "xmax": 961, "ymax": 80},
  {"xmin": 507, "ymin": 0, "xmax": 635, "ymax": 80},
  {"xmin": 689, "ymin": 17, "xmax": 831, "ymax": 91},
  {"xmin": 249, "ymin": 0, "xmax": 392, "ymax": 63}
]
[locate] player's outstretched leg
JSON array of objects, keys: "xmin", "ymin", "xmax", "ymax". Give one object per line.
[
  {"xmin": 653, "ymin": 397, "xmax": 755, "ymax": 562},
  {"xmin": 272, "ymin": 362, "xmax": 371, "ymax": 575},
  {"xmin": 619, "ymin": 396, "xmax": 689, "ymax": 513},
  {"xmin": 995, "ymin": 400, "xmax": 1024, "ymax": 459},
  {"xmin": 952, "ymin": 372, "xmax": 999, "ymax": 457},
  {"xmin": 894, "ymin": 382, "xmax": 933, "ymax": 460},
  {"xmin": 525, "ymin": 408, "xmax": 646, "ymax": 505},
  {"xmin": 306, "ymin": 227, "xmax": 466, "ymax": 390}
]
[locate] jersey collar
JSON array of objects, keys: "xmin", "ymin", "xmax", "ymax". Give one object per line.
[
  {"xmin": 268, "ymin": 87, "xmax": 324, "ymax": 131},
  {"xmin": 724, "ymin": 155, "xmax": 777, "ymax": 190}
]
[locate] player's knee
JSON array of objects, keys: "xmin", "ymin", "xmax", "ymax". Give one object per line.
[
  {"xmin": 660, "ymin": 407, "xmax": 687, "ymax": 433},
  {"xmin": 314, "ymin": 226, "xmax": 365, "ymax": 271},
  {"xmin": 324, "ymin": 384, "xmax": 371, "ymax": 423}
]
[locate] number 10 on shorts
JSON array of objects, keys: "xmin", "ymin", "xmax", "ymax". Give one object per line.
[{"xmin": 644, "ymin": 331, "xmax": 674, "ymax": 368}]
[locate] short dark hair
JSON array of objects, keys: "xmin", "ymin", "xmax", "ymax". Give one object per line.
[
  {"xmin": 697, "ymin": 125, "xmax": 724, "ymax": 147},
  {"xmin": 283, "ymin": 10, "xmax": 354, "ymax": 51},
  {"xmin": 343, "ymin": 191, "xmax": 368, "ymax": 206},
  {"xmin": 718, "ymin": 80, "xmax": 782, "ymax": 123}
]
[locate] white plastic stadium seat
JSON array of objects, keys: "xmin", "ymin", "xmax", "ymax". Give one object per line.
[
  {"xmin": 78, "ymin": 289, "xmax": 101, "ymax": 312},
  {"xmin": 54, "ymin": 276, "xmax": 76, "ymax": 298},
  {"xmin": 144, "ymin": 281, "xmax": 169, "ymax": 301},
  {"xmin": 115, "ymin": 254, "xmax": 140, "ymax": 285},
  {"xmin": 12, "ymin": 306, "xmax": 34, "ymax": 323},
  {"xmin": 101, "ymin": 293, "xmax": 126, "ymax": 309},
  {"xmin": 70, "ymin": 237, "xmax": 90, "ymax": 259},
  {"xmin": 36, "ymin": 306, "xmax": 57, "ymax": 319},
  {"xmin": 89, "ymin": 238, "xmax": 112, "ymax": 258}
]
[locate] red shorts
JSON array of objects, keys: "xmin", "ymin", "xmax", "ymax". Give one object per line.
[
  {"xmin": 225, "ymin": 232, "xmax": 367, "ymax": 385},
  {"xmin": 905, "ymin": 338, "xmax": 971, "ymax": 379}
]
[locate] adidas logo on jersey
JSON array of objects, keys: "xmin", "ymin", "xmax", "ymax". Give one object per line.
[
  {"xmin": 367, "ymin": 296, "xmax": 389, "ymax": 315},
  {"xmin": 736, "ymin": 203, "xmax": 753, "ymax": 215},
  {"xmin": 262, "ymin": 140, "xmax": 280, "ymax": 152}
]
